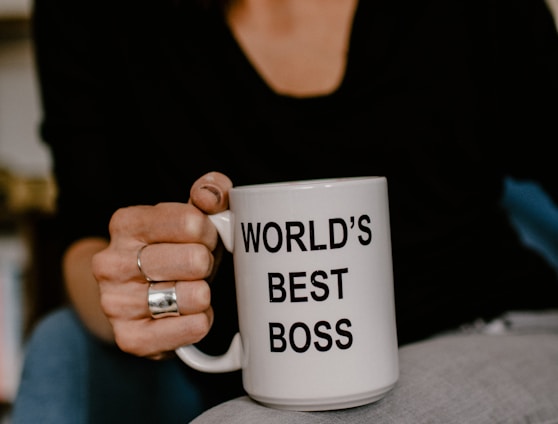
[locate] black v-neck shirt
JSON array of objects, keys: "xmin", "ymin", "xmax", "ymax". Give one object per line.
[{"xmin": 33, "ymin": 0, "xmax": 558, "ymax": 351}]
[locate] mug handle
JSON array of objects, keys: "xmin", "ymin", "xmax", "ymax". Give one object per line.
[
  {"xmin": 174, "ymin": 210, "xmax": 243, "ymax": 373},
  {"xmin": 175, "ymin": 333, "xmax": 243, "ymax": 372}
]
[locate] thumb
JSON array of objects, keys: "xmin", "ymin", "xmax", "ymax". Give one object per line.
[{"xmin": 189, "ymin": 171, "xmax": 233, "ymax": 214}]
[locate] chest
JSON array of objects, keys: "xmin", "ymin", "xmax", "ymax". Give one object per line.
[
  {"xmin": 117, "ymin": 1, "xmax": 493, "ymax": 188},
  {"xmin": 225, "ymin": 0, "xmax": 359, "ymax": 97}
]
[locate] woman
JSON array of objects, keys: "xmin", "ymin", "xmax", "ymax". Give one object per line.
[{"xmin": 13, "ymin": 0, "xmax": 558, "ymax": 422}]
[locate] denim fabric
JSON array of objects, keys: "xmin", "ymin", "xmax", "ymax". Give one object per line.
[{"xmin": 11, "ymin": 308, "xmax": 204, "ymax": 424}]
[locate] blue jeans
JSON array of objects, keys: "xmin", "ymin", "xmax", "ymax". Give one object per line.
[{"xmin": 11, "ymin": 308, "xmax": 205, "ymax": 424}]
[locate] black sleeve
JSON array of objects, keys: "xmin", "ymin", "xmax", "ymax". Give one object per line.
[
  {"xmin": 32, "ymin": 0, "xmax": 121, "ymax": 248},
  {"xmin": 32, "ymin": 0, "xmax": 189, "ymax": 250}
]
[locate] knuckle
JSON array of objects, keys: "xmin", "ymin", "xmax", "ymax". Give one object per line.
[
  {"xmin": 183, "ymin": 244, "xmax": 214, "ymax": 278},
  {"xmin": 98, "ymin": 291, "xmax": 121, "ymax": 319},
  {"xmin": 187, "ymin": 314, "xmax": 212, "ymax": 343},
  {"xmin": 180, "ymin": 207, "xmax": 205, "ymax": 239},
  {"xmin": 109, "ymin": 205, "xmax": 150, "ymax": 236},
  {"xmin": 114, "ymin": 331, "xmax": 142, "ymax": 355},
  {"xmin": 113, "ymin": 323, "xmax": 153, "ymax": 357},
  {"xmin": 91, "ymin": 247, "xmax": 129, "ymax": 282},
  {"xmin": 195, "ymin": 282, "xmax": 211, "ymax": 309},
  {"xmin": 108, "ymin": 207, "xmax": 130, "ymax": 234},
  {"xmin": 90, "ymin": 250, "xmax": 106, "ymax": 280}
]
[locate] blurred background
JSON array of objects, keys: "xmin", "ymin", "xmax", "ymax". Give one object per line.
[
  {"xmin": 0, "ymin": 1, "xmax": 557, "ymax": 423},
  {"xmin": 1, "ymin": 1, "xmax": 55, "ymax": 422}
]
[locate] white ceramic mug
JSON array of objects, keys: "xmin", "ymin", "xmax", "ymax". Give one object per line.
[{"xmin": 175, "ymin": 176, "xmax": 399, "ymax": 411}]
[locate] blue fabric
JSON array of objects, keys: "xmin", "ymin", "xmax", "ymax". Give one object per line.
[
  {"xmin": 11, "ymin": 308, "xmax": 205, "ymax": 424},
  {"xmin": 502, "ymin": 177, "xmax": 558, "ymax": 272}
]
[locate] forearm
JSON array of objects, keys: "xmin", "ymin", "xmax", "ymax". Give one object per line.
[{"xmin": 62, "ymin": 237, "xmax": 115, "ymax": 343}]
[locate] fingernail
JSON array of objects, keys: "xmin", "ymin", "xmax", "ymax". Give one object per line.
[{"xmin": 200, "ymin": 185, "xmax": 222, "ymax": 204}]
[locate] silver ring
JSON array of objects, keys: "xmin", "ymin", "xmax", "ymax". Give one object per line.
[
  {"xmin": 137, "ymin": 244, "xmax": 155, "ymax": 282},
  {"xmin": 148, "ymin": 283, "xmax": 180, "ymax": 319}
]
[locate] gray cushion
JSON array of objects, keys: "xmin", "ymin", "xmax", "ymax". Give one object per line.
[{"xmin": 191, "ymin": 333, "xmax": 558, "ymax": 423}]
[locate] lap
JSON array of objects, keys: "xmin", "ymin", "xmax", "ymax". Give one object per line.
[
  {"xmin": 190, "ymin": 332, "xmax": 558, "ymax": 423},
  {"xmin": 12, "ymin": 307, "xmax": 205, "ymax": 424},
  {"xmin": 11, "ymin": 308, "xmax": 91, "ymax": 423}
]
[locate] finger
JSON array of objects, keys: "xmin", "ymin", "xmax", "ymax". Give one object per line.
[
  {"xmin": 189, "ymin": 171, "xmax": 233, "ymax": 214},
  {"xmin": 147, "ymin": 280, "xmax": 211, "ymax": 316},
  {"xmin": 98, "ymin": 279, "xmax": 146, "ymax": 320},
  {"xmin": 135, "ymin": 242, "xmax": 214, "ymax": 282},
  {"xmin": 100, "ymin": 279, "xmax": 211, "ymax": 321},
  {"xmin": 92, "ymin": 241, "xmax": 212, "ymax": 285},
  {"xmin": 113, "ymin": 309, "xmax": 214, "ymax": 357},
  {"xmin": 109, "ymin": 202, "xmax": 218, "ymax": 247}
]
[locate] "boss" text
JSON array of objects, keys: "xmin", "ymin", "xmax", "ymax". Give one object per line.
[{"xmin": 269, "ymin": 319, "xmax": 353, "ymax": 353}]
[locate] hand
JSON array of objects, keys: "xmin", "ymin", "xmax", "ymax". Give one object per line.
[{"xmin": 92, "ymin": 171, "xmax": 233, "ymax": 360}]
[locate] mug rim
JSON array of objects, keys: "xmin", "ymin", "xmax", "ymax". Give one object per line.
[{"xmin": 230, "ymin": 176, "xmax": 385, "ymax": 192}]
